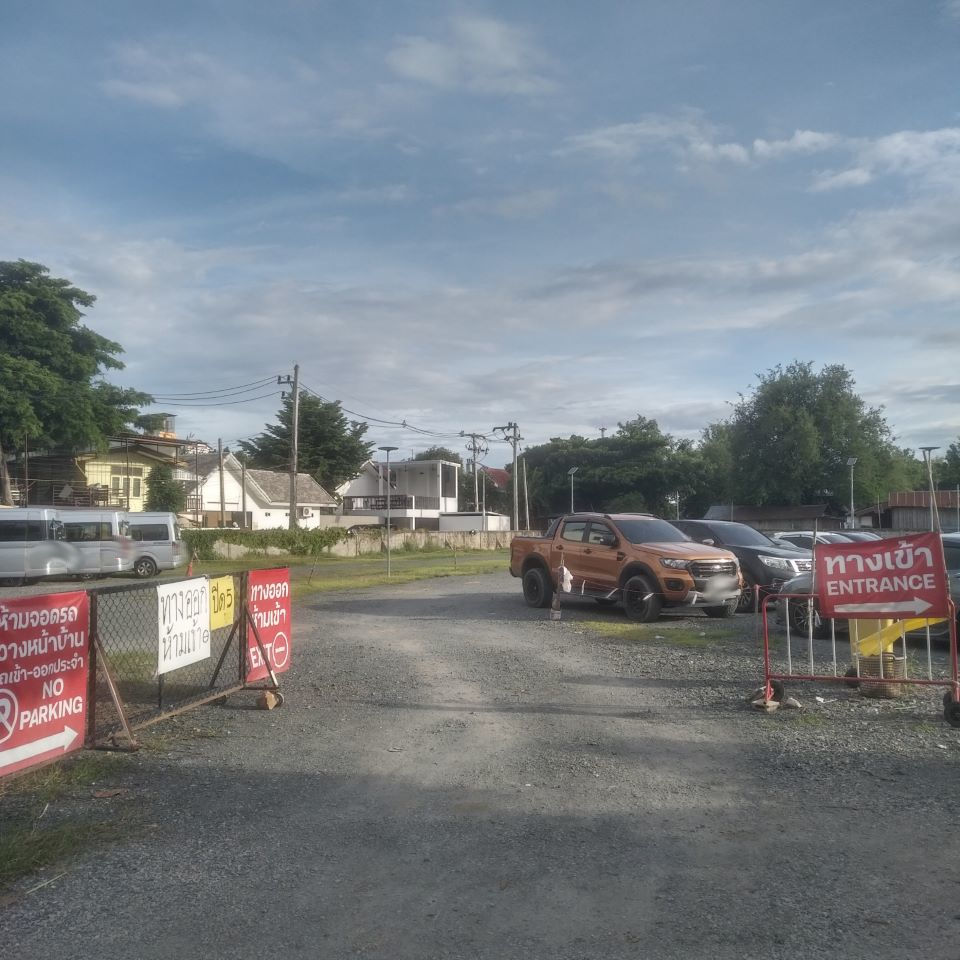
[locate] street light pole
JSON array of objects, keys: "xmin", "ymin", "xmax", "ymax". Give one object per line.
[
  {"xmin": 379, "ymin": 445, "xmax": 398, "ymax": 576},
  {"xmin": 846, "ymin": 456, "xmax": 857, "ymax": 530},
  {"xmin": 919, "ymin": 446, "xmax": 940, "ymax": 532},
  {"xmin": 568, "ymin": 466, "xmax": 578, "ymax": 513}
]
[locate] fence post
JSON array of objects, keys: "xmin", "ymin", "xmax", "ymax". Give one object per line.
[{"xmin": 85, "ymin": 590, "xmax": 98, "ymax": 745}]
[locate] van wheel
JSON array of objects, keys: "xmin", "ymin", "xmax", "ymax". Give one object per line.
[
  {"xmin": 134, "ymin": 557, "xmax": 158, "ymax": 579},
  {"xmin": 522, "ymin": 567, "xmax": 553, "ymax": 608},
  {"xmin": 623, "ymin": 575, "xmax": 662, "ymax": 622}
]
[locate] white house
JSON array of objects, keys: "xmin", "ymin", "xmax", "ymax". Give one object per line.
[
  {"xmin": 184, "ymin": 452, "xmax": 337, "ymax": 529},
  {"xmin": 337, "ymin": 458, "xmax": 459, "ymax": 530}
]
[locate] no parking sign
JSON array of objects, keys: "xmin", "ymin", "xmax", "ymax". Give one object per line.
[
  {"xmin": 246, "ymin": 568, "xmax": 292, "ymax": 682},
  {"xmin": 0, "ymin": 592, "xmax": 89, "ymax": 778}
]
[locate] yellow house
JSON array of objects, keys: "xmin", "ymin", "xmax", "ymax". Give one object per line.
[{"xmin": 76, "ymin": 445, "xmax": 182, "ymax": 512}]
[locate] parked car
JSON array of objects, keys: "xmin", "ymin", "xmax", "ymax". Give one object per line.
[
  {"xmin": 671, "ymin": 519, "xmax": 812, "ymax": 612},
  {"xmin": 126, "ymin": 512, "xmax": 187, "ymax": 578},
  {"xmin": 510, "ymin": 512, "xmax": 742, "ymax": 621},
  {"xmin": 778, "ymin": 532, "xmax": 960, "ymax": 638},
  {"xmin": 836, "ymin": 531, "xmax": 883, "ymax": 542},
  {"xmin": 774, "ymin": 530, "xmax": 855, "ymax": 550}
]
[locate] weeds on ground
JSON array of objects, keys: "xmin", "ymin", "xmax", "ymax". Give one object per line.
[
  {"xmin": 578, "ymin": 619, "xmax": 739, "ymax": 648},
  {"xmin": 0, "ymin": 752, "xmax": 136, "ymax": 892}
]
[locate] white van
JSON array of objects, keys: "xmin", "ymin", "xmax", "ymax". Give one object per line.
[
  {"xmin": 59, "ymin": 509, "xmax": 135, "ymax": 576},
  {"xmin": 0, "ymin": 508, "xmax": 82, "ymax": 582},
  {"xmin": 126, "ymin": 512, "xmax": 187, "ymax": 578}
]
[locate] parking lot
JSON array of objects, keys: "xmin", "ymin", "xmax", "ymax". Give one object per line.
[{"xmin": 2, "ymin": 570, "xmax": 959, "ymax": 959}]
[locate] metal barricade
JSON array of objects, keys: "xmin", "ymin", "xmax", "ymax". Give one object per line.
[{"xmin": 760, "ymin": 591, "xmax": 960, "ymax": 726}]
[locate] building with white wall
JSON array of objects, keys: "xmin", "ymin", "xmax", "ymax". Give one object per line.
[
  {"xmin": 185, "ymin": 452, "xmax": 337, "ymax": 529},
  {"xmin": 337, "ymin": 458, "xmax": 459, "ymax": 530}
]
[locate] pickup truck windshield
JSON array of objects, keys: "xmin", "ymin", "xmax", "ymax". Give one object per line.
[{"xmin": 613, "ymin": 517, "xmax": 691, "ymax": 544}]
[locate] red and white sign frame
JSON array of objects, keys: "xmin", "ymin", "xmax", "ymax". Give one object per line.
[
  {"xmin": 0, "ymin": 591, "xmax": 89, "ymax": 778},
  {"xmin": 246, "ymin": 568, "xmax": 292, "ymax": 683},
  {"xmin": 815, "ymin": 532, "xmax": 950, "ymax": 620}
]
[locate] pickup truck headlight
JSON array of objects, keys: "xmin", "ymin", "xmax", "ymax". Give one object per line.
[
  {"xmin": 659, "ymin": 558, "xmax": 689, "ymax": 570},
  {"xmin": 759, "ymin": 555, "xmax": 796, "ymax": 573}
]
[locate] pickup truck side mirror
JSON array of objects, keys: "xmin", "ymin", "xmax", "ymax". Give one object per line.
[{"xmin": 702, "ymin": 538, "xmax": 715, "ymax": 546}]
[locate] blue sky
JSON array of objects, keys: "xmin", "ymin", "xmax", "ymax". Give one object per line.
[{"xmin": 3, "ymin": 1, "xmax": 960, "ymax": 464}]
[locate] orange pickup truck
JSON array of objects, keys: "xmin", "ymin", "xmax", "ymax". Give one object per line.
[{"xmin": 509, "ymin": 512, "xmax": 742, "ymax": 621}]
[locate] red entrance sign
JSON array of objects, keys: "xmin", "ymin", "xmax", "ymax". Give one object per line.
[
  {"xmin": 815, "ymin": 532, "xmax": 950, "ymax": 619},
  {"xmin": 246, "ymin": 568, "xmax": 292, "ymax": 682},
  {"xmin": 0, "ymin": 591, "xmax": 89, "ymax": 778}
]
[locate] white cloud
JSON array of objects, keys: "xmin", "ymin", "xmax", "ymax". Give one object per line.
[
  {"xmin": 752, "ymin": 129, "xmax": 845, "ymax": 159},
  {"xmin": 810, "ymin": 166, "xmax": 873, "ymax": 191},
  {"xmin": 943, "ymin": 0, "xmax": 960, "ymax": 20},
  {"xmin": 562, "ymin": 113, "xmax": 749, "ymax": 167},
  {"xmin": 386, "ymin": 15, "xmax": 556, "ymax": 96}
]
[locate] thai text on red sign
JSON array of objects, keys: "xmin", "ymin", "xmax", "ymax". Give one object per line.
[
  {"xmin": 246, "ymin": 568, "xmax": 291, "ymax": 682},
  {"xmin": 815, "ymin": 532, "xmax": 950, "ymax": 619},
  {"xmin": 0, "ymin": 591, "xmax": 89, "ymax": 778}
]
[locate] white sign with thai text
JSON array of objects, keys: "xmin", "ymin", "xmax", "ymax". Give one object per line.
[{"xmin": 157, "ymin": 578, "xmax": 211, "ymax": 675}]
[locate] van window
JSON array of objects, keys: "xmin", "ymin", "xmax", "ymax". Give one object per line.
[
  {"xmin": 0, "ymin": 520, "xmax": 46, "ymax": 541},
  {"xmin": 64, "ymin": 521, "xmax": 112, "ymax": 542},
  {"xmin": 131, "ymin": 523, "xmax": 170, "ymax": 542}
]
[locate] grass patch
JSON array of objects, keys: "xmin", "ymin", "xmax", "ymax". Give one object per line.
[
  {"xmin": 577, "ymin": 619, "xmax": 739, "ymax": 648},
  {"xmin": 0, "ymin": 820, "xmax": 125, "ymax": 891},
  {"xmin": 0, "ymin": 751, "xmax": 137, "ymax": 891},
  {"xmin": 0, "ymin": 751, "xmax": 133, "ymax": 805},
  {"xmin": 292, "ymin": 551, "xmax": 508, "ymax": 597}
]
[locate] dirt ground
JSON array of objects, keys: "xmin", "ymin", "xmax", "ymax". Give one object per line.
[{"xmin": 2, "ymin": 571, "xmax": 959, "ymax": 959}]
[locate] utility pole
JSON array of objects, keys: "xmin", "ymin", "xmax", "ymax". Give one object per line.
[
  {"xmin": 494, "ymin": 422, "xmax": 521, "ymax": 531},
  {"xmin": 279, "ymin": 365, "xmax": 300, "ymax": 530},
  {"xmin": 523, "ymin": 457, "xmax": 530, "ymax": 530},
  {"xmin": 241, "ymin": 459, "xmax": 248, "ymax": 529},
  {"xmin": 460, "ymin": 431, "xmax": 488, "ymax": 511},
  {"xmin": 218, "ymin": 438, "xmax": 225, "ymax": 529}
]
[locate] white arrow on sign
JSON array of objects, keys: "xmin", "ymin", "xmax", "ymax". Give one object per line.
[
  {"xmin": 834, "ymin": 598, "xmax": 933, "ymax": 616},
  {"xmin": 0, "ymin": 725, "xmax": 79, "ymax": 772}
]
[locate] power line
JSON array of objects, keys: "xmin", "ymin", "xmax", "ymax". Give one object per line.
[
  {"xmin": 145, "ymin": 375, "xmax": 278, "ymax": 399},
  {"xmin": 151, "ymin": 390, "xmax": 283, "ymax": 408}
]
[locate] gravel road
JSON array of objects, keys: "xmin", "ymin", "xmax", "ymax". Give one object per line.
[{"xmin": 3, "ymin": 571, "xmax": 959, "ymax": 959}]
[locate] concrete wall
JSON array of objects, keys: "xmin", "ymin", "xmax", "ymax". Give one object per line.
[{"xmin": 207, "ymin": 528, "xmax": 537, "ymax": 559}]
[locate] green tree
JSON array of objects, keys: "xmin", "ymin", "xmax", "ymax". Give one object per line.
[
  {"xmin": 239, "ymin": 392, "xmax": 373, "ymax": 492},
  {"xmin": 726, "ymin": 361, "xmax": 919, "ymax": 509},
  {"xmin": 413, "ymin": 446, "xmax": 462, "ymax": 463},
  {"xmin": 936, "ymin": 439, "xmax": 960, "ymax": 489},
  {"xmin": 0, "ymin": 259, "xmax": 152, "ymax": 504},
  {"xmin": 145, "ymin": 463, "xmax": 186, "ymax": 513}
]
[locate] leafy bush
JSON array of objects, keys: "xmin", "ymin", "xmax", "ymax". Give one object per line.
[{"xmin": 181, "ymin": 526, "xmax": 349, "ymax": 560}]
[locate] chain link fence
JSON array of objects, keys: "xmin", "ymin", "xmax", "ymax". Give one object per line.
[{"xmin": 87, "ymin": 574, "xmax": 245, "ymax": 743}]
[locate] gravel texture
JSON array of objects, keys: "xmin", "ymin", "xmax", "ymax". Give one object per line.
[{"xmin": 2, "ymin": 570, "xmax": 959, "ymax": 959}]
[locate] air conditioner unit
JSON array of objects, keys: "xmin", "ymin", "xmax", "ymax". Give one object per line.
[{"xmin": 298, "ymin": 507, "xmax": 312, "ymax": 518}]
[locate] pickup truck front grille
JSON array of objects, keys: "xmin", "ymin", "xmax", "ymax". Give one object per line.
[
  {"xmin": 689, "ymin": 560, "xmax": 738, "ymax": 579},
  {"xmin": 794, "ymin": 559, "xmax": 813, "ymax": 572}
]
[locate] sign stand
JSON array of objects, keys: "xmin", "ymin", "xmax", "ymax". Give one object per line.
[{"xmin": 91, "ymin": 634, "xmax": 140, "ymax": 752}]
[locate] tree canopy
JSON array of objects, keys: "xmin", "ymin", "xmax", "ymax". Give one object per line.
[
  {"xmin": 413, "ymin": 446, "xmax": 462, "ymax": 464},
  {"xmin": 238, "ymin": 391, "xmax": 373, "ymax": 492},
  {"xmin": 0, "ymin": 259, "xmax": 153, "ymax": 504},
  {"xmin": 145, "ymin": 463, "xmax": 186, "ymax": 513},
  {"xmin": 725, "ymin": 362, "xmax": 922, "ymax": 507}
]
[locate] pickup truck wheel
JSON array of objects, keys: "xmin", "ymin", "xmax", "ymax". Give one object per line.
[
  {"xmin": 622, "ymin": 575, "xmax": 661, "ymax": 623},
  {"xmin": 737, "ymin": 574, "xmax": 758, "ymax": 613},
  {"xmin": 522, "ymin": 567, "xmax": 553, "ymax": 608},
  {"xmin": 703, "ymin": 598, "xmax": 738, "ymax": 618}
]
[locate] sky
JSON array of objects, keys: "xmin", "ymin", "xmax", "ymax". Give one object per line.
[{"xmin": 3, "ymin": 0, "xmax": 960, "ymax": 467}]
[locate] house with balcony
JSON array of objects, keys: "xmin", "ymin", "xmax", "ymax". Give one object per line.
[
  {"xmin": 337, "ymin": 458, "xmax": 460, "ymax": 530},
  {"xmin": 185, "ymin": 452, "xmax": 338, "ymax": 529},
  {"xmin": 11, "ymin": 442, "xmax": 183, "ymax": 510}
]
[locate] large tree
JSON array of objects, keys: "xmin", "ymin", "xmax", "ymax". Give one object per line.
[
  {"xmin": 0, "ymin": 259, "xmax": 152, "ymax": 504},
  {"xmin": 145, "ymin": 463, "xmax": 186, "ymax": 513},
  {"xmin": 725, "ymin": 361, "xmax": 922, "ymax": 509},
  {"xmin": 238, "ymin": 391, "xmax": 373, "ymax": 492}
]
